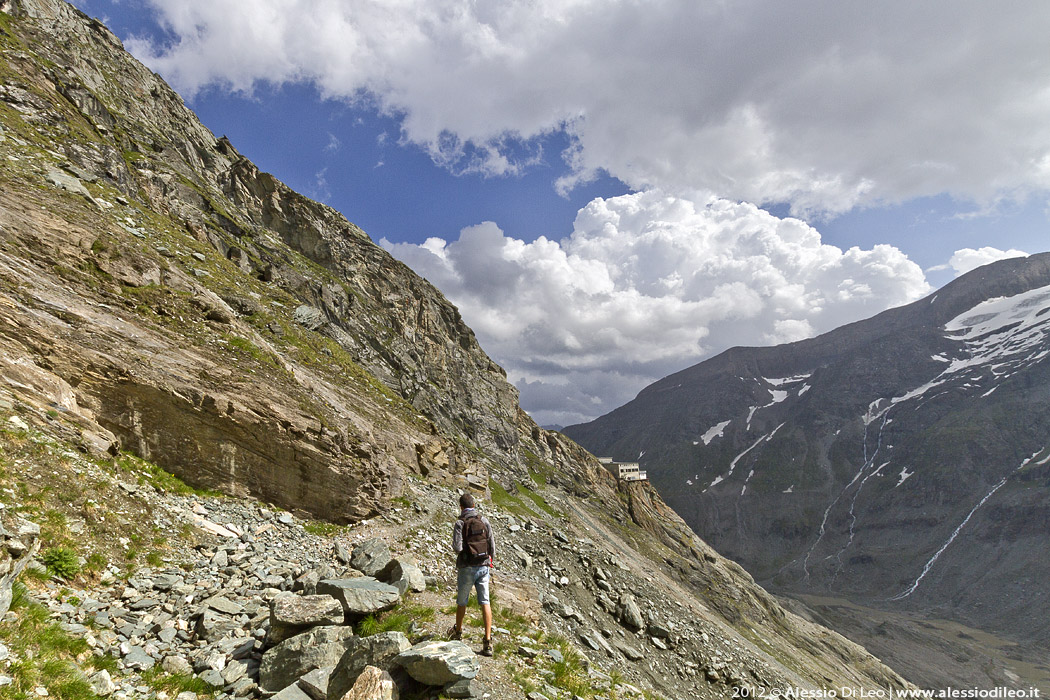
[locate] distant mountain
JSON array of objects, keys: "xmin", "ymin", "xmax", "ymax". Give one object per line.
[{"xmin": 566, "ymin": 254, "xmax": 1050, "ymax": 655}]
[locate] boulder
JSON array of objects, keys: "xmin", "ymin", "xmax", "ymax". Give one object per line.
[
  {"xmin": 273, "ymin": 684, "xmax": 314, "ymax": 700},
  {"xmin": 378, "ymin": 558, "xmax": 425, "ymax": 596},
  {"xmin": 270, "ymin": 594, "xmax": 344, "ymax": 643},
  {"xmin": 88, "ymin": 669, "xmax": 116, "ymax": 697},
  {"xmin": 336, "ymin": 665, "xmax": 397, "ymax": 700},
  {"xmin": 297, "ymin": 666, "xmax": 334, "ymax": 700},
  {"xmin": 334, "ymin": 541, "xmax": 351, "ymax": 565},
  {"xmin": 326, "ymin": 632, "xmax": 411, "ymax": 700},
  {"xmin": 613, "ymin": 640, "xmax": 644, "ymax": 661},
  {"xmin": 394, "ymin": 641, "xmax": 479, "ymax": 686},
  {"xmin": 163, "ymin": 655, "xmax": 194, "ymax": 676},
  {"xmin": 317, "ymin": 578, "xmax": 400, "ymax": 619},
  {"xmin": 0, "ymin": 520, "xmax": 40, "ymax": 617},
  {"xmin": 195, "ymin": 609, "xmax": 240, "ymax": 641},
  {"xmin": 444, "ymin": 678, "xmax": 487, "ymax": 699},
  {"xmin": 259, "ymin": 626, "xmax": 357, "ymax": 692},
  {"xmin": 45, "ymin": 169, "xmax": 90, "ymax": 198},
  {"xmin": 293, "ymin": 305, "xmax": 326, "ymax": 331},
  {"xmin": 295, "ymin": 566, "xmax": 342, "ymax": 595},
  {"xmin": 349, "ymin": 539, "xmax": 392, "ymax": 578},
  {"xmin": 618, "ymin": 594, "xmax": 644, "ymax": 631}
]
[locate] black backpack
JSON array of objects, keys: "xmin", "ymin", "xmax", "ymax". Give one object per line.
[{"xmin": 463, "ymin": 515, "xmax": 490, "ymax": 565}]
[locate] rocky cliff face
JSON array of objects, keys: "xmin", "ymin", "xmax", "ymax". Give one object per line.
[
  {"xmin": 565, "ymin": 254, "xmax": 1050, "ymax": 683},
  {"xmin": 0, "ymin": 1, "xmax": 913, "ymax": 697},
  {"xmin": 0, "ymin": 0, "xmax": 531, "ymax": 521}
]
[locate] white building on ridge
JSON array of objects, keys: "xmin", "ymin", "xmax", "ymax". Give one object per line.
[{"xmin": 599, "ymin": 458, "xmax": 647, "ymax": 482}]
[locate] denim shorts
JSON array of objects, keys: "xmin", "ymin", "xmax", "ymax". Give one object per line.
[{"xmin": 456, "ymin": 564, "xmax": 491, "ymax": 606}]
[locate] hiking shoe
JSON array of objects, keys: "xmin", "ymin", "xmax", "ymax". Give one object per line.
[
  {"xmin": 480, "ymin": 638, "xmax": 493, "ymax": 657},
  {"xmin": 447, "ymin": 625, "xmax": 462, "ymax": 641}
]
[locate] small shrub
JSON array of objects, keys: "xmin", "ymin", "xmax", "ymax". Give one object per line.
[{"xmin": 41, "ymin": 547, "xmax": 80, "ymax": 579}]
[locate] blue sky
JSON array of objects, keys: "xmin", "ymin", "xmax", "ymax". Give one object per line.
[{"xmin": 70, "ymin": 0, "xmax": 1050, "ymax": 425}]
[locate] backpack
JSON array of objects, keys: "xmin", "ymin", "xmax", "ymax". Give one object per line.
[{"xmin": 463, "ymin": 515, "xmax": 490, "ymax": 565}]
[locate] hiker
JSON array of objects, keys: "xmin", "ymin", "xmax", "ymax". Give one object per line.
[{"xmin": 449, "ymin": 492, "xmax": 495, "ymax": 656}]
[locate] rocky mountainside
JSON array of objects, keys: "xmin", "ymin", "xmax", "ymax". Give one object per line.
[
  {"xmin": 0, "ymin": 0, "xmax": 913, "ymax": 698},
  {"xmin": 565, "ymin": 254, "xmax": 1050, "ymax": 688}
]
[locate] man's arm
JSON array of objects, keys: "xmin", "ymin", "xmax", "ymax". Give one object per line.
[
  {"xmin": 452, "ymin": 519, "xmax": 463, "ymax": 553},
  {"xmin": 485, "ymin": 518, "xmax": 496, "ymax": 560}
]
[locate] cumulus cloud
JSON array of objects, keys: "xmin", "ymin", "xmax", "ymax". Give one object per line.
[
  {"xmin": 932, "ymin": 247, "xmax": 1030, "ymax": 278},
  {"xmin": 127, "ymin": 0, "xmax": 1050, "ymax": 215},
  {"xmin": 383, "ymin": 191, "xmax": 930, "ymax": 424}
]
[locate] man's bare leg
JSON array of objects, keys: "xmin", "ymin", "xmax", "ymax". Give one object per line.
[{"xmin": 455, "ymin": 605, "xmax": 466, "ymax": 635}]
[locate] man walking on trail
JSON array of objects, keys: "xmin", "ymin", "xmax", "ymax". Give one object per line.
[{"xmin": 450, "ymin": 492, "xmax": 495, "ymax": 656}]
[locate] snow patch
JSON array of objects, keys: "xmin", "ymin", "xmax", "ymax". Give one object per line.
[
  {"xmin": 798, "ymin": 384, "xmax": 811, "ymax": 396},
  {"xmin": 895, "ymin": 466, "xmax": 913, "ymax": 487},
  {"xmin": 764, "ymin": 374, "xmax": 812, "ymax": 386},
  {"xmin": 701, "ymin": 420, "xmax": 731, "ymax": 445}
]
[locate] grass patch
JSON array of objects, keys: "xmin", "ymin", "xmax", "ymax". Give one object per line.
[
  {"xmin": 141, "ymin": 667, "xmax": 215, "ymax": 698},
  {"xmin": 303, "ymin": 520, "xmax": 345, "ymax": 537},
  {"xmin": 523, "ymin": 448, "xmax": 555, "ymax": 485},
  {"xmin": 514, "ymin": 482, "xmax": 555, "ymax": 517},
  {"xmin": 114, "ymin": 452, "xmax": 223, "ymax": 498},
  {"xmin": 545, "ymin": 634, "xmax": 592, "ymax": 696},
  {"xmin": 0, "ymin": 582, "xmax": 105, "ymax": 700},
  {"xmin": 488, "ymin": 479, "xmax": 535, "ymax": 519},
  {"xmin": 355, "ymin": 602, "xmax": 435, "ymax": 637},
  {"xmin": 224, "ymin": 334, "xmax": 282, "ymax": 368},
  {"xmin": 490, "ymin": 478, "xmax": 556, "ymax": 519}
]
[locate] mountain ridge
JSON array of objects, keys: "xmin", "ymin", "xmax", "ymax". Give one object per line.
[{"xmin": 565, "ymin": 253, "xmax": 1050, "ymax": 688}]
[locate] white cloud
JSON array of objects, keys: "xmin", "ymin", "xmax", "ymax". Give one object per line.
[
  {"xmin": 310, "ymin": 167, "xmax": 331, "ymax": 202},
  {"xmin": 324, "ymin": 133, "xmax": 341, "ymax": 153},
  {"xmin": 127, "ymin": 0, "xmax": 1050, "ymax": 215},
  {"xmin": 383, "ymin": 191, "xmax": 930, "ymax": 424},
  {"xmin": 933, "ymin": 247, "xmax": 1029, "ymax": 277}
]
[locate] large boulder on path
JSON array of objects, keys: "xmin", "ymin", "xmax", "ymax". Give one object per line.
[
  {"xmin": 317, "ymin": 578, "xmax": 400, "ymax": 619},
  {"xmin": 394, "ymin": 641, "xmax": 479, "ymax": 686},
  {"xmin": 260, "ymin": 626, "xmax": 357, "ymax": 692},
  {"xmin": 326, "ymin": 632, "xmax": 411, "ymax": 700},
  {"xmin": 270, "ymin": 594, "xmax": 345, "ymax": 643},
  {"xmin": 378, "ymin": 558, "xmax": 425, "ymax": 596},
  {"xmin": 350, "ymin": 539, "xmax": 392, "ymax": 578}
]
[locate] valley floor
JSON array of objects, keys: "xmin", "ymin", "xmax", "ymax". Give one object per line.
[{"xmin": 784, "ymin": 594, "xmax": 1050, "ymax": 694}]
